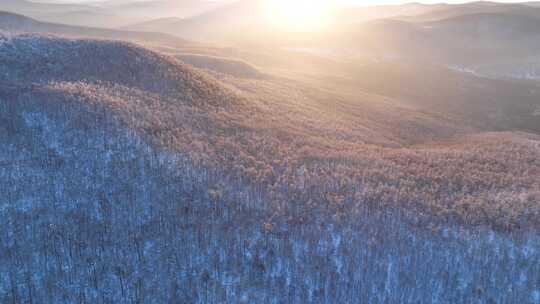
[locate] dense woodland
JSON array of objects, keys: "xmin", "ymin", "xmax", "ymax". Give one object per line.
[{"xmin": 1, "ymin": 33, "xmax": 540, "ymax": 303}]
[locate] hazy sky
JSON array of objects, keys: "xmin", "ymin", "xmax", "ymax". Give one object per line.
[
  {"xmin": 38, "ymin": 0, "xmax": 530, "ymax": 4},
  {"xmin": 342, "ymin": 0, "xmax": 526, "ymax": 4}
]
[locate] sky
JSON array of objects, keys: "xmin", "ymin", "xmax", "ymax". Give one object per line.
[
  {"xmin": 341, "ymin": 0, "xmax": 526, "ymax": 4},
  {"xmin": 37, "ymin": 0, "xmax": 530, "ymax": 4}
]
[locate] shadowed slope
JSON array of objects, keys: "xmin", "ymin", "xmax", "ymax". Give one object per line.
[
  {"xmin": 329, "ymin": 60, "xmax": 540, "ymax": 134},
  {"xmin": 0, "ymin": 34, "xmax": 237, "ymax": 108}
]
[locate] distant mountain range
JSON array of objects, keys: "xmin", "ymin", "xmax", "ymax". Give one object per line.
[
  {"xmin": 0, "ymin": 0, "xmax": 225, "ymax": 27},
  {"xmin": 0, "ymin": 10, "xmax": 268, "ymax": 78},
  {"xmin": 123, "ymin": 1, "xmax": 540, "ymax": 49},
  {"xmin": 396, "ymin": 1, "xmax": 540, "ymax": 22},
  {"xmin": 124, "ymin": 0, "xmax": 269, "ymax": 43},
  {"xmin": 0, "ymin": 11, "xmax": 193, "ymax": 48},
  {"xmin": 335, "ymin": 12, "xmax": 540, "ymax": 60},
  {"xmin": 119, "ymin": 1, "xmax": 540, "ymax": 78}
]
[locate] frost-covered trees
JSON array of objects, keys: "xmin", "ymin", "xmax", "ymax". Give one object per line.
[{"xmin": 1, "ymin": 34, "xmax": 540, "ymax": 303}]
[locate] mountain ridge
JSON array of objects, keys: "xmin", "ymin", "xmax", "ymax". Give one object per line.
[{"xmin": 0, "ymin": 10, "xmax": 194, "ymax": 47}]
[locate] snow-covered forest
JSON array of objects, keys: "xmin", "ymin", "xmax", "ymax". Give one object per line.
[
  {"xmin": 2, "ymin": 95, "xmax": 540, "ymax": 303},
  {"xmin": 1, "ymin": 25, "xmax": 540, "ymax": 303}
]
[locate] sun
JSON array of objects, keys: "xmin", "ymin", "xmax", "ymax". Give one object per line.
[{"xmin": 263, "ymin": 0, "xmax": 334, "ymax": 32}]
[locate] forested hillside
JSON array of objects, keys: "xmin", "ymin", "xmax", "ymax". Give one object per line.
[{"xmin": 1, "ymin": 33, "xmax": 540, "ymax": 303}]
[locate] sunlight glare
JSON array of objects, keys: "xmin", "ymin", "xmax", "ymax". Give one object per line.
[{"xmin": 264, "ymin": 0, "xmax": 334, "ymax": 32}]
